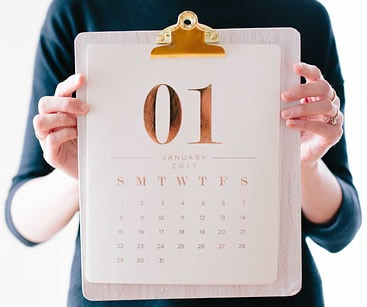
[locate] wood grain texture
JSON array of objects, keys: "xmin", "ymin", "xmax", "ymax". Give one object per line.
[{"xmin": 75, "ymin": 28, "xmax": 301, "ymax": 301}]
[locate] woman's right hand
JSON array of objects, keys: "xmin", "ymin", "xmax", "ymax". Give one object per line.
[{"xmin": 33, "ymin": 74, "xmax": 89, "ymax": 179}]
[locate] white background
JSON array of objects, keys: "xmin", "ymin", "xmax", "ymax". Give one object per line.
[{"xmin": 0, "ymin": 1, "xmax": 366, "ymax": 306}]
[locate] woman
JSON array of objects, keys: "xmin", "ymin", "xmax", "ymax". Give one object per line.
[{"xmin": 5, "ymin": 0, "xmax": 361, "ymax": 306}]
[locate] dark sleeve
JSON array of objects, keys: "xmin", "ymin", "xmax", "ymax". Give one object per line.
[
  {"xmin": 4, "ymin": 1, "xmax": 75, "ymax": 246},
  {"xmin": 302, "ymin": 2, "xmax": 361, "ymax": 253}
]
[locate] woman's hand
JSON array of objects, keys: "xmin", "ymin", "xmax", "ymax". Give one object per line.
[
  {"xmin": 281, "ymin": 62, "xmax": 344, "ymax": 169},
  {"xmin": 33, "ymin": 74, "xmax": 89, "ymax": 179}
]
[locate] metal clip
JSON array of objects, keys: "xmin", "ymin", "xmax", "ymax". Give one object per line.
[{"xmin": 151, "ymin": 11, "xmax": 225, "ymax": 58}]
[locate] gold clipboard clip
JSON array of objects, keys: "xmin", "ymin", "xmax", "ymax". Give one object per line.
[{"xmin": 151, "ymin": 11, "xmax": 225, "ymax": 58}]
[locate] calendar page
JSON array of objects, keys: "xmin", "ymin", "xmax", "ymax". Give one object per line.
[{"xmin": 85, "ymin": 44, "xmax": 281, "ymax": 285}]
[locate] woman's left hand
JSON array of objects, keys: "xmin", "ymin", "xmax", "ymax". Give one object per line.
[{"xmin": 281, "ymin": 62, "xmax": 344, "ymax": 168}]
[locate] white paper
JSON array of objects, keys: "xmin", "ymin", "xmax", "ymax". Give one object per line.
[{"xmin": 85, "ymin": 44, "xmax": 281, "ymax": 285}]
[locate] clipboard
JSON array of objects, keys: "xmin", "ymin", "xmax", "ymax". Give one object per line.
[{"xmin": 75, "ymin": 11, "xmax": 301, "ymax": 301}]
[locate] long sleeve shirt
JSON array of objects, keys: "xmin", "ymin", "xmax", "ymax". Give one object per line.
[{"xmin": 5, "ymin": 1, "xmax": 361, "ymax": 306}]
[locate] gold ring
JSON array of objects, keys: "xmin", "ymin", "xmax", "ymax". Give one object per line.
[
  {"xmin": 330, "ymin": 89, "xmax": 337, "ymax": 104},
  {"xmin": 324, "ymin": 109, "xmax": 340, "ymax": 125},
  {"xmin": 323, "ymin": 89, "xmax": 339, "ymax": 125}
]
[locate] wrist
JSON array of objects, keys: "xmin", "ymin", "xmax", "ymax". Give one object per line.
[
  {"xmin": 52, "ymin": 169, "xmax": 80, "ymax": 212},
  {"xmin": 301, "ymin": 159, "xmax": 320, "ymax": 175}
]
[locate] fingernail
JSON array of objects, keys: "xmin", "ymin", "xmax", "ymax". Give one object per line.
[
  {"xmin": 282, "ymin": 92, "xmax": 290, "ymax": 100},
  {"xmin": 74, "ymin": 74, "xmax": 82, "ymax": 83},
  {"xmin": 81, "ymin": 102, "xmax": 89, "ymax": 112},
  {"xmin": 282, "ymin": 109, "xmax": 291, "ymax": 118},
  {"xmin": 296, "ymin": 63, "xmax": 303, "ymax": 69}
]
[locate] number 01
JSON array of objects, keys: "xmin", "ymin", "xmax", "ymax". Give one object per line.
[{"xmin": 143, "ymin": 84, "xmax": 221, "ymax": 145}]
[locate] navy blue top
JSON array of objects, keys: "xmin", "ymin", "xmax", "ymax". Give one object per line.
[{"xmin": 5, "ymin": 0, "xmax": 361, "ymax": 306}]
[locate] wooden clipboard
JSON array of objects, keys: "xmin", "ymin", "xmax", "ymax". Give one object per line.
[{"xmin": 75, "ymin": 11, "xmax": 301, "ymax": 301}]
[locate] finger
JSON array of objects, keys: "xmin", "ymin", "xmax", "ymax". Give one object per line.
[
  {"xmin": 44, "ymin": 127, "xmax": 77, "ymax": 151},
  {"xmin": 281, "ymin": 79, "xmax": 331, "ymax": 102},
  {"xmin": 38, "ymin": 96, "xmax": 89, "ymax": 115},
  {"xmin": 326, "ymin": 109, "xmax": 344, "ymax": 126},
  {"xmin": 330, "ymin": 89, "xmax": 341, "ymax": 109},
  {"xmin": 33, "ymin": 113, "xmax": 77, "ymax": 138},
  {"xmin": 294, "ymin": 62, "xmax": 323, "ymax": 82},
  {"xmin": 281, "ymin": 98, "xmax": 338, "ymax": 119},
  {"xmin": 54, "ymin": 74, "xmax": 85, "ymax": 97},
  {"xmin": 286, "ymin": 119, "xmax": 343, "ymax": 144}
]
